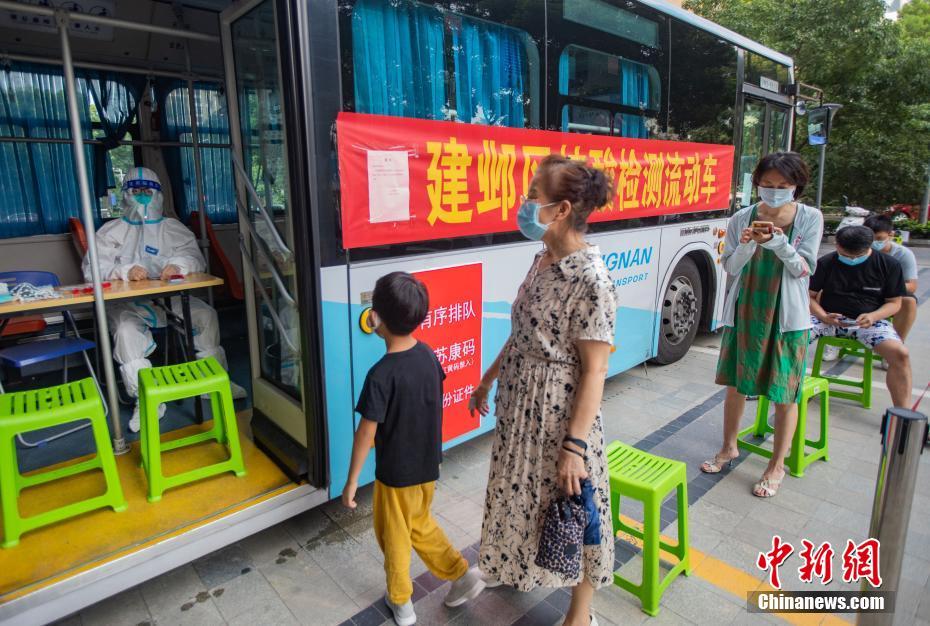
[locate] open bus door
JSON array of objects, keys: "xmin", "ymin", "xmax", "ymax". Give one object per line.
[
  {"xmin": 221, "ymin": 0, "xmax": 327, "ymax": 486},
  {"xmin": 735, "ymin": 82, "xmax": 794, "ymax": 208}
]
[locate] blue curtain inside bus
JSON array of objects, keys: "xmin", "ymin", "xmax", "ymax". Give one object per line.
[
  {"xmin": 351, "ymin": 0, "xmax": 528, "ymax": 127},
  {"xmin": 0, "ymin": 62, "xmax": 99, "ymax": 239},
  {"xmin": 158, "ymin": 80, "xmax": 236, "ymax": 225},
  {"xmin": 352, "ymin": 0, "xmax": 446, "ymax": 120},
  {"xmin": 620, "ymin": 60, "xmax": 649, "ymax": 138},
  {"xmin": 451, "ymin": 20, "xmax": 526, "ymax": 127},
  {"xmin": 82, "ymin": 71, "xmax": 146, "ymax": 200}
]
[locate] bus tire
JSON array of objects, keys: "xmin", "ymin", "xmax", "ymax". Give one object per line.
[{"xmin": 652, "ymin": 256, "xmax": 703, "ymax": 365}]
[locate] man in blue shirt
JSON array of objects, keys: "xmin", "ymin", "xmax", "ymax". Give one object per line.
[{"xmin": 865, "ymin": 215, "xmax": 919, "ymax": 342}]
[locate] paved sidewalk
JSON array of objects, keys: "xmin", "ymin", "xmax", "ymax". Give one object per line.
[{"xmin": 62, "ymin": 269, "xmax": 930, "ymax": 626}]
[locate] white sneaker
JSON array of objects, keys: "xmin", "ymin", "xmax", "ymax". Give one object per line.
[
  {"xmin": 129, "ymin": 403, "xmax": 167, "ymax": 433},
  {"xmin": 230, "ymin": 382, "xmax": 248, "ymax": 400},
  {"xmin": 444, "ymin": 567, "xmax": 486, "ymax": 607},
  {"xmin": 591, "ymin": 614, "xmax": 599, "ymax": 626},
  {"xmin": 384, "ymin": 594, "xmax": 416, "ymax": 626},
  {"xmin": 822, "ymin": 346, "xmax": 840, "ymax": 362},
  {"xmin": 479, "ymin": 569, "xmax": 502, "ymax": 589}
]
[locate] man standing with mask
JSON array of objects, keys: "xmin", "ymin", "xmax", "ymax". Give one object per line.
[
  {"xmin": 808, "ymin": 225, "xmax": 911, "ymax": 408},
  {"xmin": 83, "ymin": 167, "xmax": 247, "ymax": 433}
]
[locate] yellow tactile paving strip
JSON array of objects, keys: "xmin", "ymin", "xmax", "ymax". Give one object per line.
[
  {"xmin": 1, "ymin": 416, "xmax": 295, "ymax": 603},
  {"xmin": 616, "ymin": 515, "xmax": 853, "ymax": 625}
]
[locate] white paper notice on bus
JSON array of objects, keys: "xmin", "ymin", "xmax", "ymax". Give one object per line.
[{"xmin": 367, "ymin": 150, "xmax": 410, "ymax": 223}]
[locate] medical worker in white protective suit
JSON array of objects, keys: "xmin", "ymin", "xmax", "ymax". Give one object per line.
[{"xmin": 83, "ymin": 167, "xmax": 247, "ymax": 432}]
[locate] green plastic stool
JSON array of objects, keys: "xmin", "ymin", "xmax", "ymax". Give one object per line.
[
  {"xmin": 737, "ymin": 376, "xmax": 830, "ymax": 478},
  {"xmin": 811, "ymin": 336, "xmax": 873, "ymax": 409},
  {"xmin": 138, "ymin": 357, "xmax": 246, "ymax": 502},
  {"xmin": 607, "ymin": 441, "xmax": 690, "ymax": 617},
  {"xmin": 0, "ymin": 379, "xmax": 126, "ymax": 548}
]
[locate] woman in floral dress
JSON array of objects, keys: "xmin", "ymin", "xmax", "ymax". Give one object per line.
[{"xmin": 469, "ymin": 155, "xmax": 617, "ymax": 626}]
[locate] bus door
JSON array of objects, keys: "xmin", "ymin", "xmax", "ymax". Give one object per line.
[
  {"xmin": 735, "ymin": 95, "xmax": 792, "ymax": 207},
  {"xmin": 221, "ymin": 0, "xmax": 321, "ymax": 481}
]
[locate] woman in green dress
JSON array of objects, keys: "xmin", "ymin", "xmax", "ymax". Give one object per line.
[{"xmin": 701, "ymin": 152, "xmax": 823, "ymax": 498}]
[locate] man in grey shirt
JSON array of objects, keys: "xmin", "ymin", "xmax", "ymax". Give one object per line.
[{"xmin": 865, "ymin": 215, "xmax": 919, "ymax": 341}]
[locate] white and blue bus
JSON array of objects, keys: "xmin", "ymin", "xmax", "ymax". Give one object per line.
[{"xmin": 0, "ymin": 0, "xmax": 795, "ymax": 621}]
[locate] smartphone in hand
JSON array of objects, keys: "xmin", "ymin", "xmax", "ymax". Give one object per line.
[{"xmin": 752, "ymin": 220, "xmax": 774, "ymax": 235}]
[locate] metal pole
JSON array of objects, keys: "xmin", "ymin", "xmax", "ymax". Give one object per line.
[
  {"xmin": 919, "ymin": 159, "xmax": 929, "ymax": 225},
  {"xmin": 57, "ymin": 12, "xmax": 128, "ymax": 454},
  {"xmin": 184, "ymin": 53, "xmax": 213, "ymax": 305},
  {"xmin": 0, "ymin": 51, "xmax": 223, "ymax": 82},
  {"xmin": 0, "ymin": 136, "xmax": 230, "ymax": 149},
  {"xmin": 0, "ymin": 0, "xmax": 219, "ymax": 42},
  {"xmin": 815, "ymin": 143, "xmax": 826, "ymax": 210},
  {"xmin": 857, "ymin": 408, "xmax": 927, "ymax": 626}
]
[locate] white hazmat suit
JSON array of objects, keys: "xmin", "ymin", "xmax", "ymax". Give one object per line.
[{"xmin": 83, "ymin": 167, "xmax": 246, "ymax": 432}]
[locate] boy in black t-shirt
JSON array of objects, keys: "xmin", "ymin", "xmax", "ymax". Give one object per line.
[
  {"xmin": 342, "ymin": 272, "xmax": 484, "ymax": 625},
  {"xmin": 809, "ymin": 225, "xmax": 912, "ymax": 408}
]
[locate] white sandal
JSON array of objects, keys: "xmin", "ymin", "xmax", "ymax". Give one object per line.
[
  {"xmin": 753, "ymin": 475, "xmax": 783, "ymax": 498},
  {"xmin": 700, "ymin": 454, "xmax": 735, "ymax": 474}
]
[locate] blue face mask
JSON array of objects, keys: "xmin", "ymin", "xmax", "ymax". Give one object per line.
[
  {"xmin": 838, "ymin": 252, "xmax": 869, "ymax": 266},
  {"xmin": 758, "ymin": 186, "xmax": 796, "ymax": 209},
  {"xmin": 871, "ymin": 240, "xmax": 888, "ymax": 251},
  {"xmin": 134, "ymin": 193, "xmax": 153, "ymax": 207},
  {"xmin": 517, "ymin": 198, "xmax": 557, "ymax": 241}
]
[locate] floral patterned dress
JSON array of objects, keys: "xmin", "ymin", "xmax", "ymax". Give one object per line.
[{"xmin": 479, "ymin": 245, "xmax": 617, "ymax": 591}]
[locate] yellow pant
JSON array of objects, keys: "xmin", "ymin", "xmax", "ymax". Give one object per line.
[{"xmin": 373, "ymin": 480, "xmax": 468, "ymax": 604}]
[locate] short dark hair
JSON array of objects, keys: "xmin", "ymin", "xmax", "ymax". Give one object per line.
[
  {"xmin": 864, "ymin": 214, "xmax": 894, "ymax": 234},
  {"xmin": 372, "ymin": 272, "xmax": 429, "ymax": 335},
  {"xmin": 835, "ymin": 225, "xmax": 874, "ymax": 254},
  {"xmin": 751, "ymin": 152, "xmax": 811, "ymax": 199}
]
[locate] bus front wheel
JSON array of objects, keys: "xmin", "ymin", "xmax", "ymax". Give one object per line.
[{"xmin": 653, "ymin": 257, "xmax": 703, "ymax": 365}]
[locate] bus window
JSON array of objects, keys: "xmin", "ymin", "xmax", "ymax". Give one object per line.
[
  {"xmin": 667, "ymin": 20, "xmax": 738, "ymax": 145},
  {"xmin": 346, "ymin": 0, "xmax": 540, "ymax": 128},
  {"xmin": 745, "ymin": 51, "xmax": 790, "ymax": 95},
  {"xmin": 562, "ymin": 104, "xmax": 613, "ymax": 135},
  {"xmin": 563, "ymin": 0, "xmax": 659, "ymax": 48},
  {"xmin": 558, "ymin": 45, "xmax": 660, "ymax": 138},
  {"xmin": 768, "ymin": 106, "xmax": 789, "ymax": 151}
]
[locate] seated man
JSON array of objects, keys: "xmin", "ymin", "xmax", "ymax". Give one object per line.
[
  {"xmin": 864, "ymin": 214, "xmax": 919, "ymax": 342},
  {"xmin": 809, "ymin": 225, "xmax": 911, "ymax": 408},
  {"xmin": 83, "ymin": 167, "xmax": 247, "ymax": 433}
]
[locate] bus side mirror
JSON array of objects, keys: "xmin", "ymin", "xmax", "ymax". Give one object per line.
[{"xmin": 807, "ymin": 104, "xmax": 842, "ymax": 146}]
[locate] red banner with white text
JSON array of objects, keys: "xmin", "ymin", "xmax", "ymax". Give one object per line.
[{"xmin": 336, "ymin": 112, "xmax": 734, "ymax": 249}]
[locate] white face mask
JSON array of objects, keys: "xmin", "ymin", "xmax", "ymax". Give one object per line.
[{"xmin": 758, "ymin": 186, "xmax": 796, "ymax": 208}]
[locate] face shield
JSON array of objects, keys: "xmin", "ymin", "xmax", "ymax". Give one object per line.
[{"xmin": 121, "ymin": 167, "xmax": 165, "ymax": 224}]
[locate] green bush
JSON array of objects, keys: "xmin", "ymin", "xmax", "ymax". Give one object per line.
[{"xmin": 897, "ymin": 219, "xmax": 930, "ymax": 239}]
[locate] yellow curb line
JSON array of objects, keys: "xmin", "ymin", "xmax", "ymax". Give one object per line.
[{"xmin": 616, "ymin": 514, "xmax": 853, "ymax": 625}]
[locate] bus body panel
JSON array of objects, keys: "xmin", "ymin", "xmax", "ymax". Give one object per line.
[{"xmin": 321, "ymin": 218, "xmax": 727, "ymax": 496}]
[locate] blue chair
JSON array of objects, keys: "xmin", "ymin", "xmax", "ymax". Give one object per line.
[{"xmin": 0, "ymin": 271, "xmax": 106, "ymax": 447}]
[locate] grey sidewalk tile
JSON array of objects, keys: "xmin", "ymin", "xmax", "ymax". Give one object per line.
[
  {"xmin": 50, "ymin": 615, "xmax": 82, "ymax": 626},
  {"xmin": 590, "ymin": 585, "xmax": 648, "ymax": 626},
  {"xmin": 684, "ymin": 519, "xmax": 727, "ymax": 554},
  {"xmin": 349, "ymin": 604, "xmax": 390, "ymax": 626},
  {"xmin": 902, "ymin": 553, "xmax": 930, "ymax": 588},
  {"xmin": 316, "ymin": 547, "xmax": 386, "ymax": 599},
  {"xmin": 688, "ymin": 499, "xmax": 747, "ymax": 534},
  {"xmin": 238, "ymin": 523, "xmax": 303, "ymax": 568},
  {"xmin": 80, "ymin": 587, "xmax": 150, "ymax": 626},
  {"xmin": 212, "ymin": 569, "xmax": 286, "ymax": 622},
  {"xmin": 259, "ymin": 548, "xmax": 359, "ymax": 626},
  {"xmin": 767, "ymin": 487, "xmax": 825, "ymax": 517},
  {"xmin": 659, "ymin": 577, "xmax": 744, "ymax": 626},
  {"xmin": 284, "ymin": 505, "xmax": 343, "ymax": 546},
  {"xmin": 511, "ymin": 599, "xmax": 565, "ymax": 626},
  {"xmin": 192, "ymin": 543, "xmax": 254, "ymax": 589},
  {"xmin": 227, "ymin": 600, "xmax": 300, "ymax": 626},
  {"xmin": 745, "ymin": 501, "xmax": 812, "ymax": 534},
  {"xmin": 708, "ymin": 537, "xmax": 766, "ymax": 582},
  {"xmin": 341, "ymin": 515, "xmax": 386, "ymax": 563},
  {"xmin": 408, "ymin": 581, "xmax": 460, "ymax": 624},
  {"xmin": 139, "ymin": 564, "xmax": 210, "ymax": 620},
  {"xmin": 545, "ymin": 588, "xmax": 572, "ymax": 613}
]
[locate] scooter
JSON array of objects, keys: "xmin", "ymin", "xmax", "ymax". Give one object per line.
[{"xmin": 836, "ymin": 195, "xmax": 871, "ymax": 231}]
